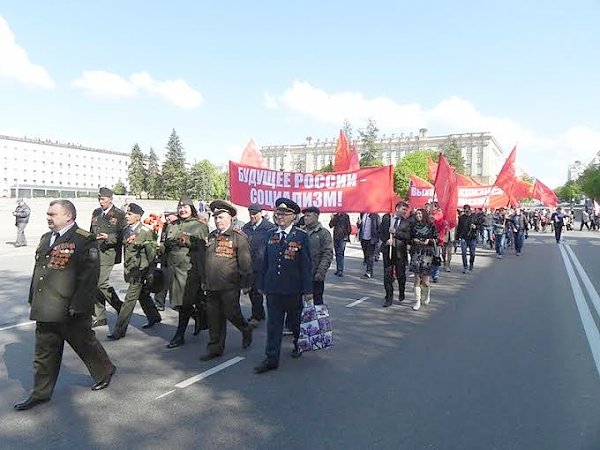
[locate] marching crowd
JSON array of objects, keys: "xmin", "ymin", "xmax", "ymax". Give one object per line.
[{"xmin": 12, "ymin": 187, "xmax": 593, "ymax": 410}]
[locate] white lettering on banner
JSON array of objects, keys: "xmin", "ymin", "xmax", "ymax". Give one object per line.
[
  {"xmin": 250, "ymin": 188, "xmax": 343, "ymax": 208},
  {"xmin": 411, "ymin": 186, "xmax": 434, "ymax": 197},
  {"xmin": 293, "ymin": 173, "xmax": 357, "ymax": 189},
  {"xmin": 239, "ymin": 168, "xmax": 292, "ymax": 188}
]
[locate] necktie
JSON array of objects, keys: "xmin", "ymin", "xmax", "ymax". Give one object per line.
[
  {"xmin": 280, "ymin": 231, "xmax": 286, "ymax": 242},
  {"xmin": 394, "ymin": 217, "xmax": 400, "ymax": 229},
  {"xmin": 50, "ymin": 232, "xmax": 60, "ymax": 247}
]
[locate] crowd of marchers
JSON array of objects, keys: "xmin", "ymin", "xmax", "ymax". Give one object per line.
[{"xmin": 12, "ymin": 187, "xmax": 592, "ymax": 411}]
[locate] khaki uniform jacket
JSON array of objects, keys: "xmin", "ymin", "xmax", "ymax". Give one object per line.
[
  {"xmin": 205, "ymin": 227, "xmax": 252, "ymax": 291},
  {"xmin": 165, "ymin": 217, "xmax": 208, "ymax": 307},
  {"xmin": 90, "ymin": 205, "xmax": 127, "ymax": 265},
  {"xmin": 123, "ymin": 223, "xmax": 157, "ymax": 283},
  {"xmin": 29, "ymin": 225, "xmax": 100, "ymax": 322}
]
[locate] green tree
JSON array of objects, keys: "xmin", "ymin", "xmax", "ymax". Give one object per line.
[
  {"xmin": 358, "ymin": 117, "xmax": 384, "ymax": 167},
  {"xmin": 113, "ymin": 179, "xmax": 127, "ymax": 195},
  {"xmin": 342, "ymin": 118, "xmax": 354, "ymax": 143},
  {"xmin": 214, "ymin": 170, "xmax": 228, "ymax": 200},
  {"xmin": 162, "ymin": 129, "xmax": 188, "ymax": 199},
  {"xmin": 189, "ymin": 159, "xmax": 220, "ymax": 200},
  {"xmin": 393, "ymin": 150, "xmax": 436, "ymax": 198},
  {"xmin": 317, "ymin": 161, "xmax": 334, "ymax": 173},
  {"xmin": 127, "ymin": 143, "xmax": 148, "ymax": 197},
  {"xmin": 578, "ymin": 166, "xmax": 600, "ymax": 200},
  {"xmin": 146, "ymin": 147, "xmax": 163, "ymax": 199},
  {"xmin": 440, "ymin": 138, "xmax": 466, "ymax": 174}
]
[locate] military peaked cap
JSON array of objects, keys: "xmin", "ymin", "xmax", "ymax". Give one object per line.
[
  {"xmin": 210, "ymin": 200, "xmax": 237, "ymax": 216},
  {"xmin": 275, "ymin": 198, "xmax": 300, "ymax": 214}
]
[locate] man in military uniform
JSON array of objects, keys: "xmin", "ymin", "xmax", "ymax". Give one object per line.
[
  {"xmin": 90, "ymin": 187, "xmax": 127, "ymax": 327},
  {"xmin": 12, "ymin": 198, "xmax": 31, "ymax": 247},
  {"xmin": 200, "ymin": 200, "xmax": 253, "ymax": 361},
  {"xmin": 15, "ymin": 200, "xmax": 116, "ymax": 411},
  {"xmin": 107, "ymin": 203, "xmax": 162, "ymax": 340},
  {"xmin": 241, "ymin": 203, "xmax": 276, "ymax": 326},
  {"xmin": 254, "ymin": 198, "xmax": 313, "ymax": 374}
]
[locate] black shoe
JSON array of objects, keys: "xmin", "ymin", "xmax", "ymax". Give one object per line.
[
  {"xmin": 363, "ymin": 272, "xmax": 372, "ymax": 279},
  {"xmin": 291, "ymin": 347, "xmax": 303, "ymax": 359},
  {"xmin": 91, "ymin": 319, "xmax": 107, "ymax": 328},
  {"xmin": 242, "ymin": 327, "xmax": 253, "ymax": 349},
  {"xmin": 199, "ymin": 353, "xmax": 222, "ymax": 361},
  {"xmin": 398, "ymin": 296, "xmax": 405, "ymax": 303},
  {"xmin": 254, "ymin": 362, "xmax": 278, "ymax": 374},
  {"xmin": 382, "ymin": 298, "xmax": 392, "ymax": 307},
  {"xmin": 166, "ymin": 338, "xmax": 184, "ymax": 349},
  {"xmin": 91, "ymin": 366, "xmax": 116, "ymax": 391},
  {"xmin": 14, "ymin": 397, "xmax": 50, "ymax": 411},
  {"xmin": 155, "ymin": 305, "xmax": 165, "ymax": 312},
  {"xmin": 142, "ymin": 318, "xmax": 161, "ymax": 329},
  {"xmin": 106, "ymin": 334, "xmax": 121, "ymax": 341}
]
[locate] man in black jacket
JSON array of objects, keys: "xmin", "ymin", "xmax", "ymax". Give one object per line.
[
  {"xmin": 358, "ymin": 212, "xmax": 381, "ymax": 278},
  {"xmin": 381, "ymin": 202, "xmax": 410, "ymax": 306},
  {"xmin": 328, "ymin": 212, "xmax": 351, "ymax": 276},
  {"xmin": 455, "ymin": 204, "xmax": 482, "ymax": 273}
]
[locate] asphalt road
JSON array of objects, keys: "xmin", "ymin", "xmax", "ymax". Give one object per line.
[{"xmin": 1, "ymin": 215, "xmax": 600, "ymax": 449}]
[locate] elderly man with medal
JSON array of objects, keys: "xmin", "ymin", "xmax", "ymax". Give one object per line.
[{"xmin": 254, "ymin": 198, "xmax": 313, "ymax": 374}]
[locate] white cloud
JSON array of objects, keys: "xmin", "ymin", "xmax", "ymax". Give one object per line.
[
  {"xmin": 0, "ymin": 15, "xmax": 55, "ymax": 89},
  {"xmin": 267, "ymin": 80, "xmax": 600, "ymax": 187},
  {"xmin": 72, "ymin": 70, "xmax": 203, "ymax": 109},
  {"xmin": 72, "ymin": 71, "xmax": 138, "ymax": 98}
]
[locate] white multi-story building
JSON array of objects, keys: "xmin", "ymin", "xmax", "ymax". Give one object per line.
[
  {"xmin": 261, "ymin": 129, "xmax": 504, "ymax": 184},
  {"xmin": 567, "ymin": 160, "xmax": 586, "ymax": 182},
  {"xmin": 0, "ymin": 135, "xmax": 130, "ymax": 198}
]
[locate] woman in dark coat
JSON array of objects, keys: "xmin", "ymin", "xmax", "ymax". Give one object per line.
[
  {"xmin": 409, "ymin": 209, "xmax": 437, "ymax": 311},
  {"xmin": 164, "ymin": 197, "xmax": 209, "ymax": 348}
]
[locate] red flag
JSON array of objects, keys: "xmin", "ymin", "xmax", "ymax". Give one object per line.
[
  {"xmin": 510, "ymin": 179, "xmax": 534, "ymax": 205},
  {"xmin": 333, "ymin": 130, "xmax": 351, "ymax": 172},
  {"xmin": 349, "ymin": 142, "xmax": 360, "ymax": 171},
  {"xmin": 434, "ymin": 154, "xmax": 459, "ymax": 229},
  {"xmin": 456, "ymin": 173, "xmax": 483, "ymax": 187},
  {"xmin": 532, "ymin": 179, "xmax": 558, "ymax": 207},
  {"xmin": 427, "ymin": 155, "xmax": 437, "ymax": 182},
  {"xmin": 240, "ymin": 138, "xmax": 268, "ymax": 168},
  {"xmin": 494, "ymin": 146, "xmax": 517, "ymax": 197}
]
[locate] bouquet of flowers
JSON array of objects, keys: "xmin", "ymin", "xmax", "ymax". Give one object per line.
[{"xmin": 143, "ymin": 213, "xmax": 162, "ymax": 240}]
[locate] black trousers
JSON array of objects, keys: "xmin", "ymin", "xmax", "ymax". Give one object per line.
[
  {"xmin": 313, "ymin": 280, "xmax": 325, "ymax": 305},
  {"xmin": 555, "ymin": 225, "xmax": 563, "ymax": 242},
  {"xmin": 249, "ymin": 286, "xmax": 265, "ymax": 320},
  {"xmin": 361, "ymin": 239, "xmax": 376, "ymax": 274},
  {"xmin": 32, "ymin": 317, "xmax": 115, "ymax": 400},
  {"xmin": 383, "ymin": 246, "xmax": 407, "ymax": 301},
  {"xmin": 206, "ymin": 289, "xmax": 249, "ymax": 356}
]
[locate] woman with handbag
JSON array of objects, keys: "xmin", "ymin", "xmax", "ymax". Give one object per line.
[{"xmin": 409, "ymin": 209, "xmax": 437, "ymax": 311}]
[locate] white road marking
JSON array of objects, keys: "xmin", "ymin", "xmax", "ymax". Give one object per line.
[
  {"xmin": 559, "ymin": 244, "xmax": 600, "ymax": 379},
  {"xmin": 155, "ymin": 389, "xmax": 176, "ymax": 399},
  {"xmin": 346, "ymin": 297, "xmax": 369, "ymax": 308},
  {"xmin": 0, "ymin": 321, "xmax": 34, "ymax": 331},
  {"xmin": 154, "ymin": 356, "xmax": 245, "ymax": 400},
  {"xmin": 564, "ymin": 245, "xmax": 600, "ymax": 323}
]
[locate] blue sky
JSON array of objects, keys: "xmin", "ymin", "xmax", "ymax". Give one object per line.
[{"xmin": 1, "ymin": 1, "xmax": 599, "ymax": 187}]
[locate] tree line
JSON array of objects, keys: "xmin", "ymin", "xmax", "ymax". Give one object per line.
[
  {"xmin": 554, "ymin": 165, "xmax": 600, "ymax": 203},
  {"xmin": 126, "ymin": 129, "xmax": 228, "ymax": 200}
]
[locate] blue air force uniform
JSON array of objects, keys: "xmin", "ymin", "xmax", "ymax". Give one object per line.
[{"xmin": 257, "ymin": 199, "xmax": 312, "ymax": 370}]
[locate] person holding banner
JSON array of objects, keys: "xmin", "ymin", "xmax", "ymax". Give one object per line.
[
  {"xmin": 408, "ymin": 209, "xmax": 437, "ymax": 311},
  {"xmin": 380, "ymin": 202, "xmax": 410, "ymax": 307},
  {"xmin": 456, "ymin": 205, "xmax": 482, "ymax": 273},
  {"xmin": 254, "ymin": 198, "xmax": 313, "ymax": 374}
]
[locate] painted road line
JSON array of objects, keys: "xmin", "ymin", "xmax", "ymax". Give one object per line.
[
  {"xmin": 0, "ymin": 321, "xmax": 34, "ymax": 332},
  {"xmin": 559, "ymin": 244, "xmax": 600, "ymax": 379},
  {"xmin": 154, "ymin": 356, "xmax": 245, "ymax": 400},
  {"xmin": 564, "ymin": 244, "xmax": 600, "ymax": 318},
  {"xmin": 155, "ymin": 389, "xmax": 176, "ymax": 399},
  {"xmin": 175, "ymin": 356, "xmax": 245, "ymax": 388},
  {"xmin": 346, "ymin": 297, "xmax": 369, "ymax": 308}
]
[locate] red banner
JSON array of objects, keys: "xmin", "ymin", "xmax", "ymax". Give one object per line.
[
  {"xmin": 229, "ymin": 161, "xmax": 395, "ymax": 213},
  {"xmin": 409, "ymin": 174, "xmax": 511, "ymax": 209}
]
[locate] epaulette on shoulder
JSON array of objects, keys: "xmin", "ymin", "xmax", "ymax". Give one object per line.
[
  {"xmin": 76, "ymin": 228, "xmax": 93, "ymax": 238},
  {"xmin": 233, "ymin": 228, "xmax": 247, "ymax": 237},
  {"xmin": 293, "ymin": 226, "xmax": 308, "ymax": 236}
]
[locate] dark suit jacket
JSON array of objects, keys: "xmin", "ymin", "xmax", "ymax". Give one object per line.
[
  {"xmin": 358, "ymin": 213, "xmax": 381, "ymax": 243},
  {"xmin": 241, "ymin": 218, "xmax": 276, "ymax": 274},
  {"xmin": 29, "ymin": 224, "xmax": 100, "ymax": 322}
]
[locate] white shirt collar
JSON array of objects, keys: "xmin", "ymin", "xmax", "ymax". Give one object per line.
[
  {"xmin": 55, "ymin": 222, "xmax": 75, "ymax": 237},
  {"xmin": 276, "ymin": 224, "xmax": 294, "ymax": 235}
]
